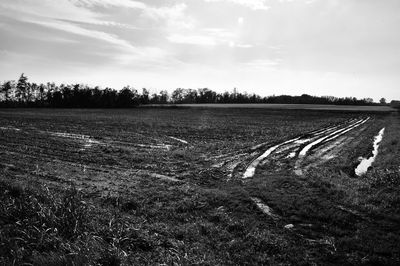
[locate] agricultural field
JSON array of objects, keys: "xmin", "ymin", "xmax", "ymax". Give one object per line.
[{"xmin": 0, "ymin": 107, "xmax": 399, "ymax": 265}]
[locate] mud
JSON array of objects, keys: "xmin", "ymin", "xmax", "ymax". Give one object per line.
[
  {"xmin": 235, "ymin": 117, "xmax": 372, "ymax": 179},
  {"xmin": 299, "ymin": 118, "xmax": 369, "ymax": 157},
  {"xmin": 243, "ymin": 137, "xmax": 300, "ymax": 178}
]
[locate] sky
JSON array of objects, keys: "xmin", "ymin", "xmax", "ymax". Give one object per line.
[{"xmin": 0, "ymin": 0, "xmax": 399, "ymax": 101}]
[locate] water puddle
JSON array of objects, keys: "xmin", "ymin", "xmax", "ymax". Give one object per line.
[
  {"xmin": 48, "ymin": 131, "xmax": 102, "ymax": 150},
  {"xmin": 355, "ymin": 128, "xmax": 385, "ymax": 176},
  {"xmin": 136, "ymin": 143, "xmax": 172, "ymax": 150},
  {"xmin": 168, "ymin": 136, "xmax": 188, "ymax": 144},
  {"xmin": 251, "ymin": 197, "xmax": 278, "ymax": 220},
  {"xmin": 0, "ymin": 126, "xmax": 21, "ymax": 131},
  {"xmin": 286, "ymin": 152, "xmax": 296, "ymax": 159},
  {"xmin": 150, "ymin": 173, "xmax": 181, "ymax": 182}
]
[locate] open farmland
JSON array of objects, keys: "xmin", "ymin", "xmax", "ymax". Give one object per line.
[{"xmin": 1, "ymin": 107, "xmax": 399, "ymax": 265}]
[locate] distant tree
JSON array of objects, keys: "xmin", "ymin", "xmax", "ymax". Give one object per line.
[
  {"xmin": 197, "ymin": 88, "xmax": 216, "ymax": 103},
  {"xmin": 0, "ymin": 74, "xmax": 383, "ymax": 107},
  {"xmin": 390, "ymin": 100, "xmax": 400, "ymax": 110},
  {"xmin": 379, "ymin": 98, "xmax": 387, "ymax": 105},
  {"xmin": 118, "ymin": 86, "xmax": 135, "ymax": 107},
  {"xmin": 141, "ymin": 88, "xmax": 150, "ymax": 104},
  {"xmin": 172, "ymin": 88, "xmax": 185, "ymax": 103},
  {"xmin": 159, "ymin": 90, "xmax": 169, "ymax": 104},
  {"xmin": 16, "ymin": 73, "xmax": 28, "ymax": 102},
  {"xmin": 28, "ymin": 83, "xmax": 38, "ymax": 103},
  {"xmin": 150, "ymin": 93, "xmax": 160, "ymax": 104},
  {"xmin": 101, "ymin": 87, "xmax": 118, "ymax": 107},
  {"xmin": 130, "ymin": 87, "xmax": 140, "ymax": 106},
  {"xmin": 1, "ymin": 81, "xmax": 14, "ymax": 102},
  {"xmin": 38, "ymin": 84, "xmax": 46, "ymax": 103},
  {"xmin": 363, "ymin": 98, "xmax": 374, "ymax": 104},
  {"xmin": 185, "ymin": 89, "xmax": 198, "ymax": 103}
]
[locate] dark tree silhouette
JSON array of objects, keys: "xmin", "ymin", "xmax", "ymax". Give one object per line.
[
  {"xmin": 0, "ymin": 73, "xmax": 381, "ymax": 108},
  {"xmin": 1, "ymin": 81, "xmax": 14, "ymax": 102},
  {"xmin": 16, "ymin": 73, "xmax": 29, "ymax": 103}
]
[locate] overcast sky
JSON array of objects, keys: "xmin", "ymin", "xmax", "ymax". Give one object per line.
[{"xmin": 0, "ymin": 0, "xmax": 399, "ymax": 101}]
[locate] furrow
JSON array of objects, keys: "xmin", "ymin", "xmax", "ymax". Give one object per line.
[
  {"xmin": 242, "ymin": 137, "xmax": 300, "ymax": 179},
  {"xmin": 299, "ymin": 118, "xmax": 369, "ymax": 157}
]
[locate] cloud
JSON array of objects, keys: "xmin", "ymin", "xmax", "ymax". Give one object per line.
[
  {"xmin": 0, "ymin": 1, "xmax": 134, "ymax": 50},
  {"xmin": 28, "ymin": 19, "xmax": 134, "ymax": 50},
  {"xmin": 204, "ymin": 0, "xmax": 269, "ymax": 10},
  {"xmin": 231, "ymin": 43, "xmax": 254, "ymax": 48},
  {"xmin": 70, "ymin": 0, "xmax": 146, "ymax": 9},
  {"xmin": 244, "ymin": 59, "xmax": 281, "ymax": 68},
  {"xmin": 69, "ymin": 0, "xmax": 191, "ymax": 29},
  {"xmin": 0, "ymin": 0, "xmax": 177, "ymax": 68},
  {"xmin": 203, "ymin": 28, "xmax": 236, "ymax": 39},
  {"xmin": 167, "ymin": 34, "xmax": 217, "ymax": 46},
  {"xmin": 167, "ymin": 27, "xmax": 245, "ymax": 47},
  {"xmin": 144, "ymin": 3, "xmax": 194, "ymax": 30}
]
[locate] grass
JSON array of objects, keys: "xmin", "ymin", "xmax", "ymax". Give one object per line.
[
  {"xmin": 0, "ymin": 177, "xmax": 317, "ymax": 265},
  {"xmin": 0, "ymin": 181, "xmax": 92, "ymax": 265}
]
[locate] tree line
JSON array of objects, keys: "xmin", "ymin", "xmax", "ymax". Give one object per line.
[{"xmin": 0, "ymin": 73, "xmax": 382, "ymax": 108}]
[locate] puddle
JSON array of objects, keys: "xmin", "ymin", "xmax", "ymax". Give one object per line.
[
  {"xmin": 48, "ymin": 131, "xmax": 102, "ymax": 150},
  {"xmin": 251, "ymin": 197, "xmax": 278, "ymax": 220},
  {"xmin": 168, "ymin": 136, "xmax": 188, "ymax": 144},
  {"xmin": 150, "ymin": 173, "xmax": 181, "ymax": 182},
  {"xmin": 136, "ymin": 143, "xmax": 172, "ymax": 150},
  {"xmin": 49, "ymin": 132, "xmax": 91, "ymax": 139},
  {"xmin": 83, "ymin": 138, "xmax": 102, "ymax": 148},
  {"xmin": 286, "ymin": 152, "xmax": 296, "ymax": 159},
  {"xmin": 0, "ymin": 126, "xmax": 21, "ymax": 131},
  {"xmin": 294, "ymin": 138, "xmax": 311, "ymax": 144},
  {"xmin": 355, "ymin": 128, "xmax": 385, "ymax": 176}
]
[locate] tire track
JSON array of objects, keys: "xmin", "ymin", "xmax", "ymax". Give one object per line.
[
  {"xmin": 298, "ymin": 117, "xmax": 369, "ymax": 157},
  {"xmin": 239, "ymin": 117, "xmax": 369, "ymax": 179},
  {"xmin": 294, "ymin": 117, "xmax": 370, "ymax": 175},
  {"xmin": 243, "ymin": 137, "xmax": 300, "ymax": 178}
]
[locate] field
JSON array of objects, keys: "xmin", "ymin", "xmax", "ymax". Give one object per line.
[
  {"xmin": 1, "ymin": 107, "xmax": 399, "ymax": 265},
  {"xmin": 154, "ymin": 103, "xmax": 395, "ymax": 112}
]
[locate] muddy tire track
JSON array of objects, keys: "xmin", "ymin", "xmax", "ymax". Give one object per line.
[
  {"xmin": 294, "ymin": 117, "xmax": 370, "ymax": 175},
  {"xmin": 212, "ymin": 117, "xmax": 371, "ymax": 180}
]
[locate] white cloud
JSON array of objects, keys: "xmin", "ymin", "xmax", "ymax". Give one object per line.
[
  {"xmin": 29, "ymin": 19, "xmax": 134, "ymax": 50},
  {"xmin": 204, "ymin": 0, "xmax": 269, "ymax": 10},
  {"xmin": 167, "ymin": 27, "xmax": 246, "ymax": 47},
  {"xmin": 244, "ymin": 59, "xmax": 281, "ymax": 68},
  {"xmin": 167, "ymin": 34, "xmax": 217, "ymax": 46},
  {"xmin": 144, "ymin": 3, "xmax": 194, "ymax": 30},
  {"xmin": 70, "ymin": 0, "xmax": 146, "ymax": 9},
  {"xmin": 0, "ymin": 1, "xmax": 134, "ymax": 49},
  {"xmin": 203, "ymin": 28, "xmax": 236, "ymax": 39},
  {"xmin": 0, "ymin": 0, "xmax": 175, "ymax": 67},
  {"xmin": 70, "ymin": 0, "xmax": 192, "ymax": 29},
  {"xmin": 235, "ymin": 43, "xmax": 254, "ymax": 48}
]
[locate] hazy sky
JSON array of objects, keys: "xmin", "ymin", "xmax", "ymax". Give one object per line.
[{"xmin": 1, "ymin": 0, "xmax": 399, "ymax": 101}]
